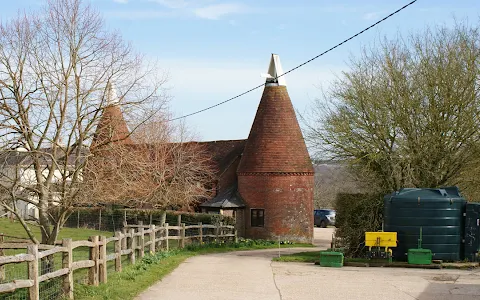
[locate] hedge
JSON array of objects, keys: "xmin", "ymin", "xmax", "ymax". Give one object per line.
[
  {"xmin": 64, "ymin": 208, "xmax": 235, "ymax": 232},
  {"xmin": 334, "ymin": 193, "xmax": 384, "ymax": 257}
]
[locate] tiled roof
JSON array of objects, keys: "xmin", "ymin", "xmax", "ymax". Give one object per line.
[
  {"xmin": 92, "ymin": 140, "xmax": 246, "ymax": 176},
  {"xmin": 237, "ymin": 85, "xmax": 313, "ymax": 174},
  {"xmin": 91, "ymin": 105, "xmax": 133, "ymax": 149},
  {"xmin": 0, "ymin": 151, "xmax": 29, "ymax": 166},
  {"xmin": 0, "ymin": 148, "xmax": 89, "ymax": 167},
  {"xmin": 196, "ymin": 140, "xmax": 246, "ymax": 173},
  {"xmin": 199, "ymin": 184, "xmax": 245, "ymax": 208}
]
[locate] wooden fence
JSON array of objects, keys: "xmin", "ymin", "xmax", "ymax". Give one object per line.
[{"xmin": 0, "ymin": 222, "xmax": 236, "ymax": 299}]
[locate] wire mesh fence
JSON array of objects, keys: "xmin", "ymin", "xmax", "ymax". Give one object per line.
[
  {"xmin": 64, "ymin": 208, "xmax": 235, "ymax": 232},
  {"xmin": 0, "ymin": 251, "xmax": 64, "ymax": 300}
]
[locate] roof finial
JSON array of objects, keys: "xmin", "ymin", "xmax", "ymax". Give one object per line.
[
  {"xmin": 106, "ymin": 81, "xmax": 119, "ymax": 106},
  {"xmin": 261, "ymin": 54, "xmax": 286, "ymax": 86}
]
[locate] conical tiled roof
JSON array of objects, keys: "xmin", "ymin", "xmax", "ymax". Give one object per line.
[
  {"xmin": 91, "ymin": 83, "xmax": 132, "ymax": 148},
  {"xmin": 92, "ymin": 105, "xmax": 133, "ymax": 147},
  {"xmin": 237, "ymin": 85, "xmax": 313, "ymax": 174}
]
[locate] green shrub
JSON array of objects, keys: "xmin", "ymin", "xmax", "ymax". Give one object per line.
[
  {"xmin": 185, "ymin": 238, "xmax": 295, "ymax": 251},
  {"xmin": 335, "ymin": 193, "xmax": 383, "ymax": 257}
]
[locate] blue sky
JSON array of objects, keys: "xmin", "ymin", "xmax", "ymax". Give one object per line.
[{"xmin": 2, "ymin": 0, "xmax": 479, "ymax": 141}]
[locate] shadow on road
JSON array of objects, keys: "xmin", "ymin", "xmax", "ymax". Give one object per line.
[{"xmin": 417, "ymin": 282, "xmax": 480, "ymax": 300}]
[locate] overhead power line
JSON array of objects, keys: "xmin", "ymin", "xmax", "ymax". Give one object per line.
[{"xmin": 168, "ymin": 0, "xmax": 418, "ymax": 122}]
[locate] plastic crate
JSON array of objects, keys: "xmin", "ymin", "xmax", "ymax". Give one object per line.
[
  {"xmin": 319, "ymin": 251, "xmax": 344, "ymax": 267},
  {"xmin": 408, "ymin": 248, "xmax": 432, "ymax": 265}
]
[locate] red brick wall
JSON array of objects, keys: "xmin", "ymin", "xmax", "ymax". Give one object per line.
[
  {"xmin": 235, "ymin": 208, "xmax": 245, "ymax": 237},
  {"xmin": 238, "ymin": 174, "xmax": 314, "ymax": 243}
]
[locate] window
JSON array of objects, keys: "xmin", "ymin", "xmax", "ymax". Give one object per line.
[{"xmin": 251, "ymin": 209, "xmax": 264, "ymax": 227}]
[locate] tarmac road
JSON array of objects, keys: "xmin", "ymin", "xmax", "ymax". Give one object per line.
[{"xmin": 137, "ymin": 228, "xmax": 480, "ymax": 300}]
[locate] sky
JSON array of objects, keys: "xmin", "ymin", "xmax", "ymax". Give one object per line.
[{"xmin": 1, "ymin": 0, "xmax": 479, "ymax": 141}]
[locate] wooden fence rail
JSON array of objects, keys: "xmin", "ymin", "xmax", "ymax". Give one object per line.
[{"xmin": 0, "ymin": 222, "xmax": 236, "ymax": 299}]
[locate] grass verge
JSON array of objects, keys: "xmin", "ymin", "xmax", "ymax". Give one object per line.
[
  {"xmin": 75, "ymin": 250, "xmax": 192, "ymax": 300},
  {"xmin": 272, "ymin": 252, "xmax": 378, "ymax": 264},
  {"xmin": 273, "ymin": 252, "xmax": 480, "ymax": 271},
  {"xmin": 272, "ymin": 251, "xmax": 320, "ymax": 263}
]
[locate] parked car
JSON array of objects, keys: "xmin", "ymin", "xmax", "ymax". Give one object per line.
[{"xmin": 314, "ymin": 209, "xmax": 336, "ymax": 228}]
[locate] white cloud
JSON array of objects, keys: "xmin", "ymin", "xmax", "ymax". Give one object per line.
[
  {"xmin": 148, "ymin": 0, "xmax": 188, "ymax": 9},
  {"xmin": 108, "ymin": 1, "xmax": 250, "ymax": 21},
  {"xmin": 362, "ymin": 11, "xmax": 386, "ymax": 21},
  {"xmin": 194, "ymin": 3, "xmax": 246, "ymax": 20},
  {"xmin": 106, "ymin": 10, "xmax": 175, "ymax": 20}
]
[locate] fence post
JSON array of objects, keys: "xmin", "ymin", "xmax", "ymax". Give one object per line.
[
  {"xmin": 215, "ymin": 223, "xmax": 219, "ymax": 241},
  {"xmin": 158, "ymin": 225, "xmax": 165, "ymax": 250},
  {"xmin": 121, "ymin": 228, "xmax": 127, "ymax": 250},
  {"xmin": 149, "ymin": 225, "xmax": 156, "ymax": 254},
  {"xmin": 165, "ymin": 223, "xmax": 169, "ymax": 251},
  {"xmin": 198, "ymin": 222, "xmax": 203, "ymax": 244},
  {"xmin": 62, "ymin": 238, "xmax": 73, "ymax": 299},
  {"xmin": 177, "ymin": 214, "xmax": 181, "ymax": 226},
  {"xmin": 98, "ymin": 209, "xmax": 102, "ymax": 231},
  {"xmin": 234, "ymin": 229, "xmax": 238, "ymax": 243},
  {"xmin": 77, "ymin": 211, "xmax": 80, "ymax": 229},
  {"xmin": 27, "ymin": 244, "xmax": 39, "ymax": 300},
  {"xmin": 114, "ymin": 231, "xmax": 122, "ymax": 272},
  {"xmin": 128, "ymin": 228, "xmax": 136, "ymax": 265},
  {"xmin": 0, "ymin": 234, "xmax": 4, "ymax": 282},
  {"xmin": 180, "ymin": 223, "xmax": 186, "ymax": 249},
  {"xmin": 176, "ymin": 215, "xmax": 181, "ymax": 245},
  {"xmin": 139, "ymin": 226, "xmax": 145, "ymax": 259},
  {"xmin": 88, "ymin": 236, "xmax": 99, "ymax": 286},
  {"xmin": 99, "ymin": 236, "xmax": 107, "ymax": 284},
  {"xmin": 220, "ymin": 222, "xmax": 223, "ymax": 240}
]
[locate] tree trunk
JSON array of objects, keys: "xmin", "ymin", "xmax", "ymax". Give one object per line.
[{"xmin": 159, "ymin": 210, "xmax": 167, "ymax": 226}]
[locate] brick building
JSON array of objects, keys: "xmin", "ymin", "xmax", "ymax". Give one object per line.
[{"xmin": 93, "ymin": 55, "xmax": 314, "ymax": 243}]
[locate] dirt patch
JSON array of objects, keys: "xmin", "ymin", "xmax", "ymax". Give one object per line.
[{"xmin": 432, "ymin": 274, "xmax": 459, "ymax": 282}]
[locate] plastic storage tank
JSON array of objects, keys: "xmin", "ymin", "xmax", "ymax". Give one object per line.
[{"xmin": 384, "ymin": 187, "xmax": 466, "ymax": 261}]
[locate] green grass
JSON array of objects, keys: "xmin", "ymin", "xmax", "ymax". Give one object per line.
[
  {"xmin": 272, "ymin": 252, "xmax": 442, "ymax": 266},
  {"xmin": 272, "ymin": 251, "xmax": 320, "ymax": 263},
  {"xmin": 75, "ymin": 250, "xmax": 192, "ymax": 300},
  {"xmin": 0, "ymin": 218, "xmax": 113, "ymax": 241}
]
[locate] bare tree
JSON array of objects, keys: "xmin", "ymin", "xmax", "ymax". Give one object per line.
[
  {"xmin": 84, "ymin": 117, "xmax": 215, "ymax": 224},
  {"xmin": 304, "ymin": 22, "xmax": 480, "ymax": 193},
  {"xmin": 0, "ymin": 0, "xmax": 167, "ymax": 245}
]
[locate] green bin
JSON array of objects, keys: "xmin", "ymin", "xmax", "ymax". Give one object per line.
[
  {"xmin": 319, "ymin": 251, "xmax": 344, "ymax": 267},
  {"xmin": 408, "ymin": 248, "xmax": 432, "ymax": 265}
]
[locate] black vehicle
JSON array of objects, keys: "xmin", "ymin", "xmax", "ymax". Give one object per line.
[{"xmin": 314, "ymin": 209, "xmax": 336, "ymax": 228}]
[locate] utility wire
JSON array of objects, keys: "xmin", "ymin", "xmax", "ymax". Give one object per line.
[{"xmin": 168, "ymin": 0, "xmax": 418, "ymax": 122}]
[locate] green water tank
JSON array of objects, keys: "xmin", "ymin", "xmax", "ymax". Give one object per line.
[{"xmin": 384, "ymin": 187, "xmax": 466, "ymax": 261}]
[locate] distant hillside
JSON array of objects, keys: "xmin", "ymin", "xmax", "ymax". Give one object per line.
[{"xmin": 313, "ymin": 162, "xmax": 360, "ymax": 209}]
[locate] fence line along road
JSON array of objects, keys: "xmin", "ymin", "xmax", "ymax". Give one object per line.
[{"xmin": 0, "ymin": 222, "xmax": 237, "ymax": 300}]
